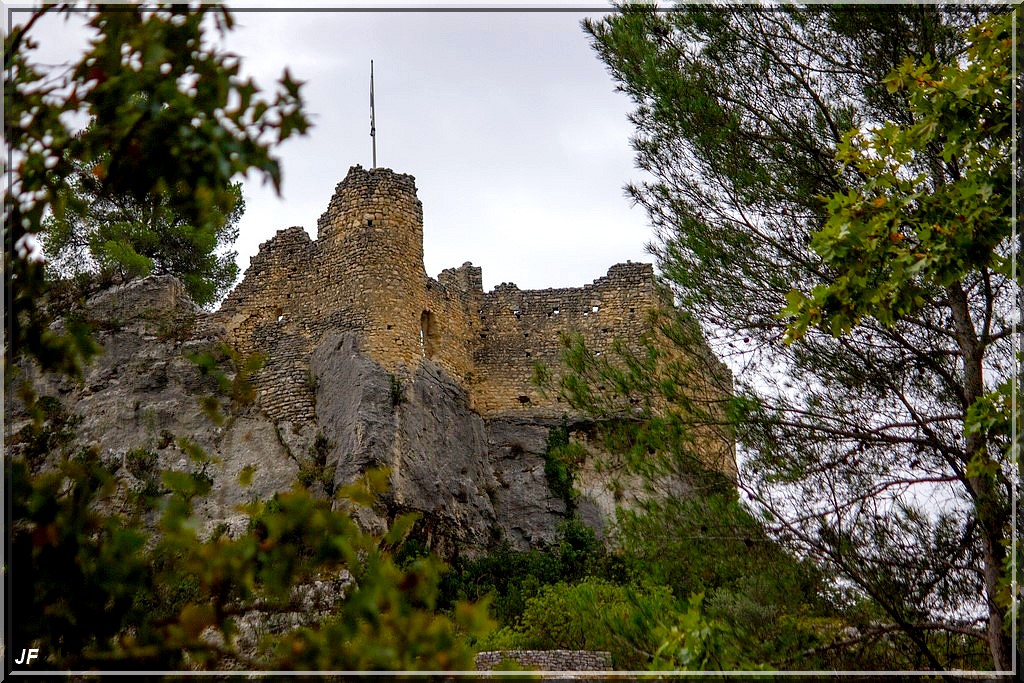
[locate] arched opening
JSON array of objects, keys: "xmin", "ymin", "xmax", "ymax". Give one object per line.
[{"xmin": 420, "ymin": 310, "xmax": 437, "ymax": 359}]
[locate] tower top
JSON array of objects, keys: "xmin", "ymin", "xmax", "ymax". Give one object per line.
[
  {"xmin": 315, "ymin": 165, "xmax": 422, "ymax": 242},
  {"xmin": 335, "ymin": 164, "xmax": 418, "ymax": 198}
]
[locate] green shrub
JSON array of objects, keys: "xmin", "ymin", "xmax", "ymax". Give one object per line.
[
  {"xmin": 126, "ymin": 448, "xmax": 159, "ymax": 480},
  {"xmin": 482, "ymin": 577, "xmax": 681, "ymax": 670},
  {"xmin": 10, "ymin": 447, "xmax": 491, "ymax": 670},
  {"xmin": 389, "ymin": 373, "xmax": 406, "ymax": 407},
  {"xmin": 438, "ymin": 518, "xmax": 624, "ymax": 628},
  {"xmin": 10, "ymin": 394, "xmax": 82, "ymax": 471},
  {"xmin": 298, "ymin": 431, "xmax": 336, "ymax": 495},
  {"xmin": 543, "ymin": 425, "xmax": 586, "ymax": 512}
]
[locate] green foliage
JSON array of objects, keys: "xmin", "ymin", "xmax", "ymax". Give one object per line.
[
  {"xmin": 41, "ymin": 171, "xmax": 246, "ymax": 307},
  {"xmin": 618, "ymin": 494, "xmax": 819, "ymax": 601},
  {"xmin": 388, "ymin": 372, "xmax": 406, "ymax": 407},
  {"xmin": 10, "ymin": 431, "xmax": 490, "ymax": 670},
  {"xmin": 8, "ymin": 392, "xmax": 82, "ymax": 472},
  {"xmin": 776, "ymin": 7, "xmax": 1019, "ymax": 669},
  {"xmin": 3, "ymin": 2, "xmax": 497, "ymax": 673},
  {"xmin": 542, "ymin": 425, "xmax": 582, "ymax": 512},
  {"xmin": 586, "ymin": 3, "xmax": 1014, "ymax": 669},
  {"xmin": 298, "ymin": 431, "xmax": 337, "ymax": 496},
  {"xmin": 10, "ymin": 447, "xmax": 162, "ymax": 667},
  {"xmin": 187, "ymin": 342, "xmax": 266, "ymax": 424},
  {"xmin": 5, "ymin": 2, "xmax": 310, "ymax": 375},
  {"xmin": 650, "ymin": 593, "xmax": 760, "ymax": 672},
  {"xmin": 438, "ymin": 518, "xmax": 624, "ymax": 629},
  {"xmin": 783, "ymin": 9, "xmax": 1017, "ymax": 341},
  {"xmin": 547, "ymin": 311, "xmax": 735, "ymax": 486},
  {"xmin": 124, "ymin": 446, "xmax": 157, "ymax": 473},
  {"xmin": 96, "ymin": 238, "xmax": 154, "ymax": 281},
  {"xmin": 614, "ymin": 490, "xmax": 839, "ymax": 669},
  {"xmin": 537, "ymin": 311, "xmax": 826, "ymax": 669},
  {"xmin": 125, "ymin": 447, "xmax": 159, "ymax": 480}
]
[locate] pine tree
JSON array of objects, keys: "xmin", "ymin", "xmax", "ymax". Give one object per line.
[{"xmin": 585, "ymin": 3, "xmax": 1013, "ymax": 670}]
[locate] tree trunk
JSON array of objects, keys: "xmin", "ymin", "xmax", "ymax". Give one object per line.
[{"xmin": 948, "ymin": 281, "xmax": 1011, "ymax": 671}]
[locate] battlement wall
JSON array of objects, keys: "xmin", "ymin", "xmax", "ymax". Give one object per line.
[{"xmin": 471, "ymin": 262, "xmax": 667, "ymax": 416}]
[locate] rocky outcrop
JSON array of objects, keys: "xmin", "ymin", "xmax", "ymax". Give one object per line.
[
  {"xmin": 10, "ymin": 276, "xmax": 303, "ymax": 536},
  {"xmin": 12, "ymin": 275, "xmax": 632, "ymax": 555},
  {"xmin": 308, "ymin": 331, "xmax": 597, "ymax": 554},
  {"xmin": 310, "ymin": 331, "xmax": 502, "ymax": 553},
  {"xmin": 484, "ymin": 417, "xmax": 571, "ymax": 547}
]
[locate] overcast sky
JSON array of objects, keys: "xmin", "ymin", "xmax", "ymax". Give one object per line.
[
  {"xmin": 224, "ymin": 3, "xmax": 652, "ymax": 292},
  {"xmin": 17, "ymin": 1, "xmax": 654, "ymax": 293}
]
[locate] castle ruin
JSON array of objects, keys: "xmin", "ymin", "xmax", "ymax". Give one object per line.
[{"xmin": 214, "ymin": 165, "xmax": 685, "ymax": 426}]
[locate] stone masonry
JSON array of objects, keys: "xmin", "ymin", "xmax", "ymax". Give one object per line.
[
  {"xmin": 214, "ymin": 165, "xmax": 731, "ymax": 451},
  {"xmin": 475, "ymin": 650, "xmax": 613, "ymax": 671}
]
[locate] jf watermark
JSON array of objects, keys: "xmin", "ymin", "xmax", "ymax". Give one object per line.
[{"xmin": 13, "ymin": 649, "xmax": 40, "ymax": 665}]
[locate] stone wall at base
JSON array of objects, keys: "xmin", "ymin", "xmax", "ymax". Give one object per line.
[{"xmin": 475, "ymin": 650, "xmax": 613, "ymax": 671}]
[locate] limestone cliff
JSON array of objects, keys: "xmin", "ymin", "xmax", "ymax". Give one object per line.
[
  {"xmin": 11, "ymin": 275, "xmax": 596, "ymax": 552},
  {"xmin": 10, "ymin": 166, "xmax": 735, "ymax": 556}
]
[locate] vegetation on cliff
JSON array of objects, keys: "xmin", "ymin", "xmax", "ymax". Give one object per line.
[{"xmin": 40, "ymin": 167, "xmax": 245, "ymax": 308}]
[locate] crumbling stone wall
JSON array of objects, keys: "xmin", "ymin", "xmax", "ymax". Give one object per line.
[
  {"xmin": 212, "ymin": 165, "xmax": 731, "ymax": 435},
  {"xmin": 422, "ymin": 262, "xmax": 481, "ymax": 392},
  {"xmin": 213, "ymin": 226, "xmax": 319, "ymax": 425},
  {"xmin": 214, "ymin": 168, "xmax": 430, "ymax": 424},
  {"xmin": 474, "ymin": 650, "xmax": 613, "ymax": 671},
  {"xmin": 471, "ymin": 262, "xmax": 670, "ymax": 416}
]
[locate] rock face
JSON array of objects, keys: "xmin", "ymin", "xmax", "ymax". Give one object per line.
[
  {"xmin": 299, "ymin": 329, "xmax": 592, "ymax": 553},
  {"xmin": 10, "ymin": 276, "xmax": 304, "ymax": 536}
]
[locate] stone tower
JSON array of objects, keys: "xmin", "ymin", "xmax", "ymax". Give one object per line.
[{"xmin": 315, "ymin": 166, "xmax": 429, "ymax": 371}]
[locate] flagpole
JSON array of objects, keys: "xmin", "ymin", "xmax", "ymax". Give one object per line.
[{"xmin": 370, "ymin": 59, "xmax": 377, "ymax": 169}]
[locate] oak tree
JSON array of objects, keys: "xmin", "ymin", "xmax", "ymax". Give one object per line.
[{"xmin": 5, "ymin": 3, "xmax": 307, "ymax": 374}]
